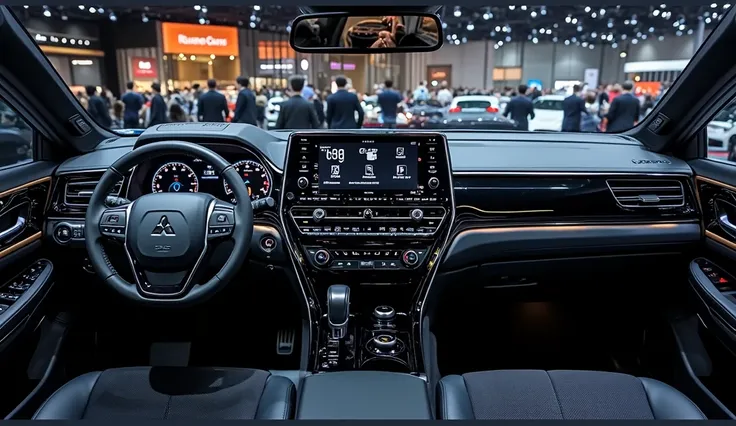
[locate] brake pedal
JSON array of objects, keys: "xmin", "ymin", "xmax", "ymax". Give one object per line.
[{"xmin": 276, "ymin": 329, "xmax": 295, "ymax": 356}]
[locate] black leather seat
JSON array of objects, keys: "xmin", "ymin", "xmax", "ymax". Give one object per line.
[
  {"xmin": 438, "ymin": 370, "xmax": 707, "ymax": 420},
  {"xmin": 33, "ymin": 367, "xmax": 296, "ymax": 419}
]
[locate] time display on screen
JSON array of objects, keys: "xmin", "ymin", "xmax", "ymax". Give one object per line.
[{"xmin": 318, "ymin": 140, "xmax": 418, "ymax": 191}]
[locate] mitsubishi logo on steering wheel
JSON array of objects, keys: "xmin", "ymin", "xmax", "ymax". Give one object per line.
[{"xmin": 151, "ymin": 215, "xmax": 176, "ymax": 236}]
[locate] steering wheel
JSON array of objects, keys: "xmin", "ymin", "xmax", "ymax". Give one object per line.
[{"xmin": 85, "ymin": 141, "xmax": 253, "ymax": 306}]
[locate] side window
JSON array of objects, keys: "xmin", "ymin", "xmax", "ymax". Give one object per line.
[
  {"xmin": 0, "ymin": 99, "xmax": 34, "ymax": 170},
  {"xmin": 707, "ymin": 100, "xmax": 736, "ymax": 162}
]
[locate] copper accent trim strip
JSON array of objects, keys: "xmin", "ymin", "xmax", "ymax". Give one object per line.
[
  {"xmin": 706, "ymin": 230, "xmax": 736, "ymax": 251},
  {"xmin": 695, "ymin": 176, "xmax": 736, "ymax": 245},
  {"xmin": 0, "ymin": 232, "xmax": 41, "ymax": 260},
  {"xmin": 0, "ymin": 177, "xmax": 52, "ymax": 199},
  {"xmin": 695, "ymin": 175, "xmax": 736, "ymax": 193}
]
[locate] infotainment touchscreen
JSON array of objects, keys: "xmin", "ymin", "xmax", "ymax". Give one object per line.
[{"xmin": 318, "ymin": 140, "xmax": 419, "ymax": 191}]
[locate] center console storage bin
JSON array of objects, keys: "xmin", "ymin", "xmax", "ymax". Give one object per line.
[{"xmin": 296, "ymin": 371, "xmax": 432, "ymax": 419}]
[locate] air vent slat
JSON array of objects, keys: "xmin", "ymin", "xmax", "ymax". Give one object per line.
[
  {"xmin": 607, "ymin": 179, "xmax": 685, "ymax": 209},
  {"xmin": 64, "ymin": 173, "xmax": 123, "ymax": 208}
]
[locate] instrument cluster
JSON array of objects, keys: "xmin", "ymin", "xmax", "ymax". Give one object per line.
[{"xmin": 127, "ymin": 147, "xmax": 275, "ymax": 204}]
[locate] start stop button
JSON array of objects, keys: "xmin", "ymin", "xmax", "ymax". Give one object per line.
[{"xmin": 260, "ymin": 235, "xmax": 277, "ymax": 252}]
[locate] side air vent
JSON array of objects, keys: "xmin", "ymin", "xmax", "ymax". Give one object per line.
[
  {"xmin": 607, "ymin": 179, "xmax": 685, "ymax": 208},
  {"xmin": 64, "ymin": 174, "xmax": 122, "ymax": 207}
]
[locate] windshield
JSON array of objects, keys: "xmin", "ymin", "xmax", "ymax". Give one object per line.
[{"xmin": 15, "ymin": 4, "xmax": 722, "ymax": 133}]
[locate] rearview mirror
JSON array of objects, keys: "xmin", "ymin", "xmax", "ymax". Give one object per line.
[{"xmin": 290, "ymin": 12, "xmax": 443, "ymax": 53}]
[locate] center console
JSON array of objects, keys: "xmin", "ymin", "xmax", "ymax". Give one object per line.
[{"xmin": 280, "ymin": 132, "xmax": 454, "ymax": 374}]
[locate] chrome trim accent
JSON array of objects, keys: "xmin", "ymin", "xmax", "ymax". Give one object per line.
[
  {"xmin": 0, "ymin": 216, "xmax": 26, "ymax": 241},
  {"xmin": 124, "ymin": 199, "xmax": 214, "ymax": 298},
  {"xmin": 452, "ymin": 171, "xmax": 693, "ymax": 177},
  {"xmin": 606, "ymin": 178, "xmax": 685, "ymax": 209}
]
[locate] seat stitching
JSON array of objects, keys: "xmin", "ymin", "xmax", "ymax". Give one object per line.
[
  {"xmin": 544, "ymin": 371, "xmax": 565, "ymax": 420},
  {"xmin": 255, "ymin": 373, "xmax": 272, "ymax": 419},
  {"xmin": 163, "ymin": 396, "xmax": 172, "ymax": 420},
  {"xmin": 637, "ymin": 378, "xmax": 657, "ymax": 419},
  {"xmin": 282, "ymin": 382, "xmax": 295, "ymax": 419},
  {"xmin": 461, "ymin": 376, "xmax": 474, "ymax": 418},
  {"xmin": 438, "ymin": 379, "xmax": 448, "ymax": 418}
]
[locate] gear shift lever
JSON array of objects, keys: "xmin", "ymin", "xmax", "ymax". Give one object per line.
[{"xmin": 326, "ymin": 285, "xmax": 350, "ymax": 339}]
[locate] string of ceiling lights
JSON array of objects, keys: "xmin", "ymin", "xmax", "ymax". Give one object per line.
[
  {"xmin": 19, "ymin": 4, "xmax": 733, "ymax": 45},
  {"xmin": 441, "ymin": 4, "xmax": 731, "ymax": 49}
]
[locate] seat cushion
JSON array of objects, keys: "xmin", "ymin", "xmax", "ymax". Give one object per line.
[
  {"xmin": 438, "ymin": 370, "xmax": 706, "ymax": 420},
  {"xmin": 33, "ymin": 367, "xmax": 295, "ymax": 419}
]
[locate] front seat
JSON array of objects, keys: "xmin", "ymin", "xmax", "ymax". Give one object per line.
[
  {"xmin": 438, "ymin": 370, "xmax": 706, "ymax": 420},
  {"xmin": 33, "ymin": 367, "xmax": 295, "ymax": 419}
]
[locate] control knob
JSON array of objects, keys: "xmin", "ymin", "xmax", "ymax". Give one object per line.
[
  {"xmin": 313, "ymin": 249, "xmax": 330, "ymax": 266},
  {"xmin": 54, "ymin": 223, "xmax": 73, "ymax": 244},
  {"xmin": 428, "ymin": 177, "xmax": 440, "ymax": 190},
  {"xmin": 312, "ymin": 208, "xmax": 326, "ymax": 222},
  {"xmin": 402, "ymin": 250, "xmax": 419, "ymax": 267},
  {"xmin": 410, "ymin": 208, "xmax": 424, "ymax": 222},
  {"xmin": 297, "ymin": 176, "xmax": 309, "ymax": 189},
  {"xmin": 373, "ymin": 305, "xmax": 396, "ymax": 321}
]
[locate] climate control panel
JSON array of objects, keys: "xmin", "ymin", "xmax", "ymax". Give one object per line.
[{"xmin": 304, "ymin": 247, "xmax": 431, "ymax": 271}]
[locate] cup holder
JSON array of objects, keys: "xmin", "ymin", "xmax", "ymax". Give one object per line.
[{"xmin": 360, "ymin": 356, "xmax": 411, "ymax": 373}]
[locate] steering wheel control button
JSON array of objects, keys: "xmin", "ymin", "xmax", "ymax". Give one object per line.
[
  {"xmin": 428, "ymin": 176, "xmax": 440, "ymax": 190},
  {"xmin": 410, "ymin": 208, "xmax": 424, "ymax": 222},
  {"xmin": 402, "ymin": 250, "xmax": 419, "ymax": 267},
  {"xmin": 216, "ymin": 213, "xmax": 229, "ymax": 223},
  {"xmin": 260, "ymin": 236, "xmax": 277, "ymax": 252},
  {"xmin": 314, "ymin": 249, "xmax": 330, "ymax": 266}
]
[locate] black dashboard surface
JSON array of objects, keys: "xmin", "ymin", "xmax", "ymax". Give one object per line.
[{"xmin": 56, "ymin": 123, "xmax": 692, "ymax": 175}]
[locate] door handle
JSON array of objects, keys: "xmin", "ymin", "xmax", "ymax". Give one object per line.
[
  {"xmin": 0, "ymin": 216, "xmax": 26, "ymax": 241},
  {"xmin": 719, "ymin": 213, "xmax": 736, "ymax": 233}
]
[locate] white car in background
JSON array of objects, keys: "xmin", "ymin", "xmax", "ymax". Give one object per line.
[
  {"xmin": 266, "ymin": 96, "xmax": 284, "ymax": 128},
  {"xmin": 448, "ymin": 95, "xmax": 501, "ymax": 113},
  {"xmin": 707, "ymin": 106, "xmax": 736, "ymax": 160},
  {"xmin": 529, "ymin": 95, "xmax": 565, "ymax": 131}
]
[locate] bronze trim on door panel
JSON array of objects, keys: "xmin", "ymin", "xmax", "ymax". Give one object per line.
[
  {"xmin": 696, "ymin": 176, "xmax": 736, "ymax": 247},
  {"xmin": 0, "ymin": 232, "xmax": 41, "ymax": 260},
  {"xmin": 0, "ymin": 177, "xmax": 52, "ymax": 199}
]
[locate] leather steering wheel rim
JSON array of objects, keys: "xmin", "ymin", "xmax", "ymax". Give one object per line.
[{"xmin": 85, "ymin": 141, "xmax": 253, "ymax": 306}]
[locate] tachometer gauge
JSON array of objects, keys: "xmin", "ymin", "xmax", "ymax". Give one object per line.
[
  {"xmin": 223, "ymin": 159, "xmax": 272, "ymax": 202},
  {"xmin": 151, "ymin": 162, "xmax": 199, "ymax": 193}
]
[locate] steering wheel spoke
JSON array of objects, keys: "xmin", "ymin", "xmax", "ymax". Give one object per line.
[
  {"xmin": 207, "ymin": 201, "xmax": 236, "ymax": 240},
  {"xmin": 99, "ymin": 205, "xmax": 130, "ymax": 241}
]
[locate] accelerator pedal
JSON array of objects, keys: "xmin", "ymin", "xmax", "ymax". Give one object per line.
[{"xmin": 276, "ymin": 329, "xmax": 296, "ymax": 356}]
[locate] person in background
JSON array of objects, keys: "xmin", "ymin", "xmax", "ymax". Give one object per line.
[
  {"xmin": 85, "ymin": 85, "xmax": 112, "ymax": 128},
  {"xmin": 437, "ymin": 81, "xmax": 453, "ymax": 106},
  {"xmin": 605, "ymin": 80, "xmax": 640, "ymax": 132},
  {"xmin": 503, "ymin": 84, "xmax": 535, "ymax": 131},
  {"xmin": 413, "ymin": 81, "xmax": 429, "ymax": 103},
  {"xmin": 121, "ymin": 81, "xmax": 144, "ymax": 128},
  {"xmin": 326, "ymin": 76, "xmax": 363, "ymax": 129},
  {"xmin": 561, "ymin": 84, "xmax": 588, "ymax": 132},
  {"xmin": 581, "ymin": 91, "xmax": 602, "ymax": 132},
  {"xmin": 233, "ymin": 76, "xmax": 257, "ymax": 125},
  {"xmin": 197, "ymin": 79, "xmax": 229, "ymax": 122},
  {"xmin": 169, "ymin": 103, "xmax": 189, "ymax": 122},
  {"xmin": 111, "ymin": 101, "xmax": 125, "ymax": 129},
  {"xmin": 148, "ymin": 82, "xmax": 168, "ymax": 127},
  {"xmin": 255, "ymin": 89, "xmax": 268, "ymax": 129},
  {"xmin": 308, "ymin": 84, "xmax": 326, "ymax": 128},
  {"xmin": 275, "ymin": 75, "xmax": 320, "ymax": 129},
  {"xmin": 168, "ymin": 89, "xmax": 189, "ymax": 116},
  {"xmin": 641, "ymin": 94, "xmax": 655, "ymax": 120},
  {"xmin": 377, "ymin": 79, "xmax": 403, "ymax": 129}
]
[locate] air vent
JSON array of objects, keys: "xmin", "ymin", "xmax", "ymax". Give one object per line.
[
  {"xmin": 64, "ymin": 174, "xmax": 122, "ymax": 207},
  {"xmin": 607, "ymin": 179, "xmax": 685, "ymax": 208}
]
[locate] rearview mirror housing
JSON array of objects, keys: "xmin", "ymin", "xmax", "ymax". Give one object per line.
[{"xmin": 290, "ymin": 12, "xmax": 443, "ymax": 53}]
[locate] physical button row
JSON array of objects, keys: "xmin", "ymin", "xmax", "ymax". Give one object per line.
[{"xmin": 300, "ymin": 231, "xmax": 438, "ymax": 237}]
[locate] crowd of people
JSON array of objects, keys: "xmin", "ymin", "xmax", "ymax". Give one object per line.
[{"xmin": 75, "ymin": 74, "xmax": 666, "ymax": 133}]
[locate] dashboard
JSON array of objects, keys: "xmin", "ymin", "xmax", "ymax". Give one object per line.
[
  {"xmin": 125, "ymin": 143, "xmax": 277, "ymax": 204},
  {"xmin": 45, "ymin": 124, "xmax": 704, "ymax": 374}
]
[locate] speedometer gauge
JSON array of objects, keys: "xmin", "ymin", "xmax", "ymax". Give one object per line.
[
  {"xmin": 223, "ymin": 159, "xmax": 272, "ymax": 202},
  {"xmin": 151, "ymin": 162, "xmax": 199, "ymax": 193}
]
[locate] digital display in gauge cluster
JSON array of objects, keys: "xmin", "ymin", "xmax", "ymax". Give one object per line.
[{"xmin": 150, "ymin": 156, "xmax": 272, "ymax": 203}]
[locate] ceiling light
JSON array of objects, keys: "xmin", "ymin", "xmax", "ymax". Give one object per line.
[
  {"xmin": 653, "ymin": 9, "xmax": 660, "ymax": 16},
  {"xmin": 453, "ymin": 7, "xmax": 461, "ymax": 17},
  {"xmin": 584, "ymin": 6, "xmax": 591, "ymax": 12},
  {"xmin": 249, "ymin": 22, "xmax": 256, "ymax": 28},
  {"xmin": 253, "ymin": 5, "xmax": 261, "ymax": 10},
  {"xmin": 530, "ymin": 11, "xmax": 537, "ymax": 17},
  {"xmin": 43, "ymin": 8, "xmax": 51, "ymax": 17},
  {"xmin": 194, "ymin": 5, "xmax": 200, "ymax": 10},
  {"xmin": 611, "ymin": 42, "xmax": 618, "ymax": 48},
  {"xmin": 190, "ymin": 55, "xmax": 196, "ymax": 60},
  {"xmin": 78, "ymin": 5, "xmax": 85, "ymax": 9},
  {"xmin": 521, "ymin": 5, "xmax": 527, "ymax": 10},
  {"xmin": 109, "ymin": 12, "xmax": 116, "ymax": 21},
  {"xmin": 88, "ymin": 7, "xmax": 96, "ymax": 13},
  {"xmin": 509, "ymin": 5, "xmax": 516, "ymax": 10},
  {"xmin": 620, "ymin": 51, "xmax": 627, "ymax": 57},
  {"xmin": 199, "ymin": 17, "xmax": 206, "ymax": 24},
  {"xmin": 98, "ymin": 7, "xmax": 104, "ymax": 13}
]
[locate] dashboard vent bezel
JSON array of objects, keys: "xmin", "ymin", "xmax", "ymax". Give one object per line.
[
  {"xmin": 606, "ymin": 179, "xmax": 685, "ymax": 209},
  {"xmin": 63, "ymin": 173, "xmax": 122, "ymax": 208}
]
